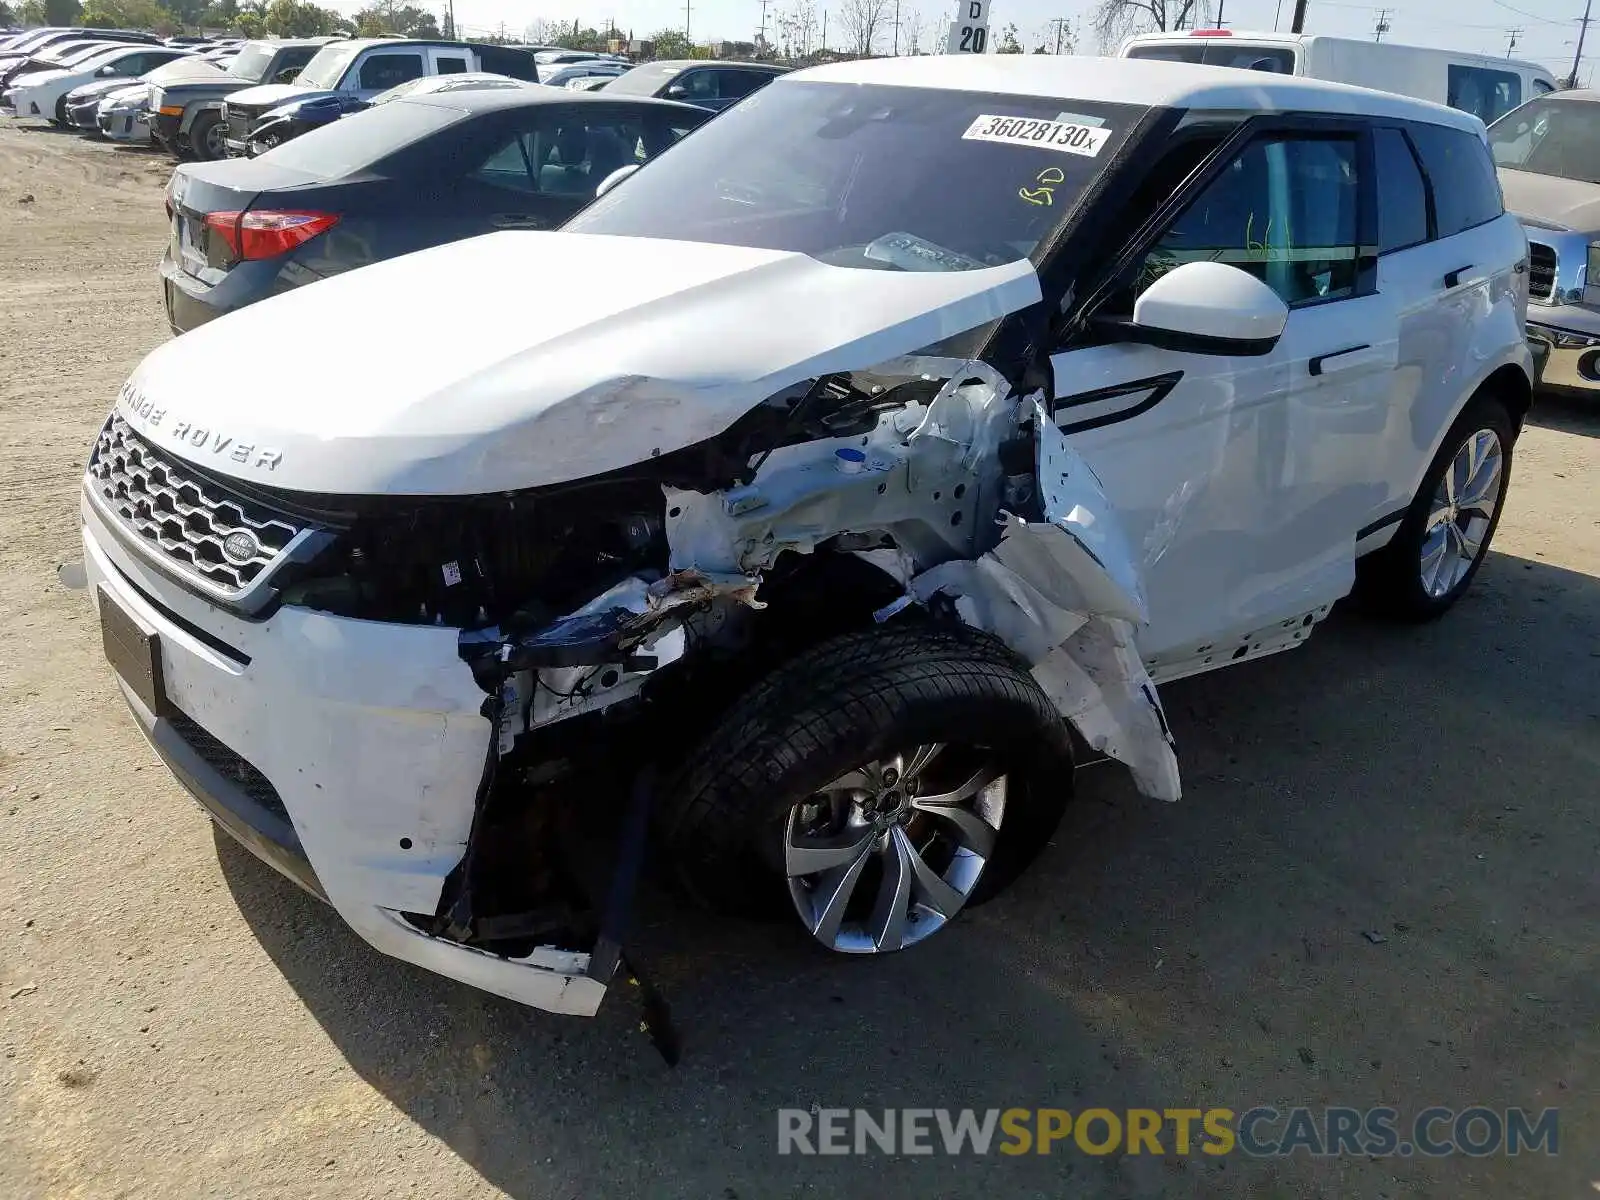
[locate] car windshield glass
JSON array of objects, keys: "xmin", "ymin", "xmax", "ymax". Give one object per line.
[
  {"xmin": 260, "ymin": 97, "xmax": 461, "ymax": 175},
  {"xmin": 1126, "ymin": 41, "xmax": 1297, "ymax": 72},
  {"xmin": 567, "ymin": 81, "xmax": 1143, "ymax": 271},
  {"xmin": 227, "ymin": 43, "xmax": 274, "ymax": 79},
  {"xmin": 294, "ymin": 44, "xmax": 360, "ymax": 90},
  {"xmin": 604, "ymin": 62, "xmax": 682, "ymax": 95},
  {"xmin": 1488, "ymin": 97, "xmax": 1600, "ymax": 183}
]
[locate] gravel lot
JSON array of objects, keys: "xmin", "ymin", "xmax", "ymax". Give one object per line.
[{"xmin": 1, "ymin": 121, "xmax": 1597, "ymax": 1200}]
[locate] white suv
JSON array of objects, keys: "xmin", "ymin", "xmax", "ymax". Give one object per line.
[{"xmin": 80, "ymin": 56, "xmax": 1533, "ymax": 1018}]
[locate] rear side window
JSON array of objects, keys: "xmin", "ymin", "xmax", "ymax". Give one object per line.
[
  {"xmin": 1408, "ymin": 123, "xmax": 1503, "ymax": 237},
  {"xmin": 359, "ymin": 52, "xmax": 425, "ymax": 91},
  {"xmin": 479, "ymin": 47, "xmax": 539, "ymax": 80},
  {"xmin": 261, "ymin": 99, "xmax": 461, "ymax": 177},
  {"xmin": 1447, "ymin": 65, "xmax": 1521, "ymax": 125},
  {"xmin": 1373, "ymin": 127, "xmax": 1429, "ymax": 253}
]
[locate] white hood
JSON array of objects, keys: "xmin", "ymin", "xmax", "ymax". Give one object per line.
[{"xmin": 119, "ymin": 232, "xmax": 1042, "ymax": 496}]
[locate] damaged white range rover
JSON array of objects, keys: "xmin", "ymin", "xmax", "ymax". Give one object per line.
[{"xmin": 81, "ymin": 56, "xmax": 1533, "ymax": 1019}]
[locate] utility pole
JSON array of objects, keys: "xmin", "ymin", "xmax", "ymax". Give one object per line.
[
  {"xmin": 1571, "ymin": 0, "xmax": 1593, "ymax": 88},
  {"xmin": 1372, "ymin": 7, "xmax": 1390, "ymax": 40},
  {"xmin": 821, "ymin": 8, "xmax": 827, "ymax": 51},
  {"xmin": 1215, "ymin": 0, "xmax": 1225, "ymax": 28},
  {"xmin": 1290, "ymin": 0, "xmax": 1308, "ymax": 34},
  {"xmin": 893, "ymin": 0, "xmax": 900, "ymax": 53},
  {"xmin": 1504, "ymin": 27, "xmax": 1521, "ymax": 57},
  {"xmin": 1047, "ymin": 16, "xmax": 1069, "ymax": 52},
  {"xmin": 685, "ymin": 0, "xmax": 692, "ymax": 40},
  {"xmin": 757, "ymin": 0, "xmax": 771, "ymax": 50}
]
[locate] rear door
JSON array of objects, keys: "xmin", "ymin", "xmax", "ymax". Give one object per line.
[{"xmin": 428, "ymin": 46, "xmax": 474, "ymax": 75}]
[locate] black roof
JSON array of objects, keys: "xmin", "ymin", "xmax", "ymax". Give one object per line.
[{"xmin": 401, "ymin": 87, "xmax": 706, "ymax": 118}]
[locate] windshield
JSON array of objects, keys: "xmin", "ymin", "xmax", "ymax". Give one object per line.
[
  {"xmin": 1488, "ymin": 97, "xmax": 1600, "ymax": 183},
  {"xmin": 567, "ymin": 81, "xmax": 1143, "ymax": 271},
  {"xmin": 290, "ymin": 44, "xmax": 358, "ymax": 90},
  {"xmin": 227, "ymin": 43, "xmax": 274, "ymax": 80},
  {"xmin": 1126, "ymin": 40, "xmax": 1297, "ymax": 73}
]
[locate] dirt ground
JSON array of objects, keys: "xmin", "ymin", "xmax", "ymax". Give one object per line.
[{"xmin": 0, "ymin": 121, "xmax": 1596, "ymax": 1200}]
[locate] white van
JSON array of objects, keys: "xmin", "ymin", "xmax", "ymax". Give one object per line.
[{"xmin": 1121, "ymin": 30, "xmax": 1557, "ymax": 125}]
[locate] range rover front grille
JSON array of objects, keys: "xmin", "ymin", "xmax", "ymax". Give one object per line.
[
  {"xmin": 1528, "ymin": 241, "xmax": 1556, "ymax": 302},
  {"xmin": 87, "ymin": 413, "xmax": 308, "ymax": 601}
]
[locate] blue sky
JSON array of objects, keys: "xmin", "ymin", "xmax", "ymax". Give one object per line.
[{"xmin": 337, "ymin": 0, "xmax": 1591, "ymax": 81}]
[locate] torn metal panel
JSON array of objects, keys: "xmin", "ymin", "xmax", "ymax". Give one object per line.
[{"xmin": 909, "ymin": 398, "xmax": 1181, "ymax": 802}]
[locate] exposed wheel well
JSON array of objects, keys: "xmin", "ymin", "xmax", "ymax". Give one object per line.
[{"xmin": 1482, "ymin": 362, "xmax": 1533, "ymax": 434}]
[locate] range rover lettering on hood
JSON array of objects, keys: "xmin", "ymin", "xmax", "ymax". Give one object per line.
[
  {"xmin": 118, "ymin": 381, "xmax": 284, "ymax": 470},
  {"xmin": 119, "ymin": 231, "xmax": 1043, "ymax": 495}
]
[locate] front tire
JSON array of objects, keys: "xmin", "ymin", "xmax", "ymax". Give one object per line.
[
  {"xmin": 187, "ymin": 111, "xmax": 224, "ymax": 161},
  {"xmin": 659, "ymin": 626, "xmax": 1074, "ymax": 954},
  {"xmin": 1356, "ymin": 390, "xmax": 1513, "ymax": 621}
]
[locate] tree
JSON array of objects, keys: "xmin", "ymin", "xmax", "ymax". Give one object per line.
[
  {"xmin": 776, "ymin": 0, "xmax": 818, "ymax": 59},
  {"xmin": 839, "ymin": 0, "xmax": 890, "ymax": 56},
  {"xmin": 524, "ymin": 17, "xmax": 554, "ymax": 44},
  {"xmin": 0, "ymin": 1, "xmax": 15, "ymax": 23},
  {"xmin": 42, "ymin": 0, "xmax": 81, "ymax": 23},
  {"xmin": 350, "ymin": 1, "xmax": 438, "ymax": 36},
  {"xmin": 1091, "ymin": 0, "xmax": 1209, "ymax": 50},
  {"xmin": 1033, "ymin": 18, "xmax": 1074, "ymax": 53},
  {"xmin": 997, "ymin": 22, "xmax": 1023, "ymax": 52},
  {"xmin": 649, "ymin": 27, "xmax": 694, "ymax": 58},
  {"xmin": 901, "ymin": 6, "xmax": 930, "ymax": 53},
  {"xmin": 81, "ymin": 0, "xmax": 169, "ymax": 28}
]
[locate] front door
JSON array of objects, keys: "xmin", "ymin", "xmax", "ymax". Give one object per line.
[{"xmin": 1048, "ymin": 123, "xmax": 1398, "ymax": 669}]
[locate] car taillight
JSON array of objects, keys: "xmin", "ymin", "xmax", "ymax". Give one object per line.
[{"xmin": 203, "ymin": 210, "xmax": 340, "ymax": 261}]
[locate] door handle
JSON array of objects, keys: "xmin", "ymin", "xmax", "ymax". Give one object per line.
[
  {"xmin": 1308, "ymin": 344, "xmax": 1372, "ymax": 377},
  {"xmin": 1443, "ymin": 264, "xmax": 1474, "ymax": 288},
  {"xmin": 490, "ymin": 213, "xmax": 542, "ymax": 229}
]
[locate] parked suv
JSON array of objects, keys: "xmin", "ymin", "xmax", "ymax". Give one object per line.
[
  {"xmin": 218, "ymin": 39, "xmax": 540, "ymax": 155},
  {"xmin": 1489, "ymin": 90, "xmax": 1600, "ymax": 399},
  {"xmin": 149, "ymin": 37, "xmax": 335, "ymax": 160},
  {"xmin": 79, "ymin": 57, "xmax": 1531, "ymax": 1020}
]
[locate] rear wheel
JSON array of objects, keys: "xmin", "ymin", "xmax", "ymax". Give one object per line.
[
  {"xmin": 659, "ymin": 626, "xmax": 1075, "ymax": 954},
  {"xmin": 1356, "ymin": 391, "xmax": 1513, "ymax": 620},
  {"xmin": 187, "ymin": 111, "xmax": 225, "ymax": 161}
]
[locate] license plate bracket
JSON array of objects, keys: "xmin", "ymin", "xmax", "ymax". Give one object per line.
[{"xmin": 98, "ymin": 585, "xmax": 169, "ymax": 716}]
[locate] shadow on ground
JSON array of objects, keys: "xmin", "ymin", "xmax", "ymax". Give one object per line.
[
  {"xmin": 1527, "ymin": 390, "xmax": 1600, "ymax": 439},
  {"xmin": 218, "ymin": 550, "xmax": 1600, "ymax": 1199}
]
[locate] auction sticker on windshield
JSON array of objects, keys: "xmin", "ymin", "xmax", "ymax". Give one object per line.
[{"xmin": 962, "ymin": 114, "xmax": 1111, "ymax": 157}]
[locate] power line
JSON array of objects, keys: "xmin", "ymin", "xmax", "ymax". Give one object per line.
[{"xmin": 1492, "ymin": 0, "xmax": 1578, "ymax": 26}]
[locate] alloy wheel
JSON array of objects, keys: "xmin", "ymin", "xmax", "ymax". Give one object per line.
[
  {"xmin": 783, "ymin": 743, "xmax": 1007, "ymax": 954},
  {"xmin": 1419, "ymin": 427, "xmax": 1504, "ymax": 598}
]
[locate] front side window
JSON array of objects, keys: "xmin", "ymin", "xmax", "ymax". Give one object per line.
[
  {"xmin": 567, "ymin": 81, "xmax": 1144, "ymax": 272},
  {"xmin": 1373, "ymin": 127, "xmax": 1429, "ymax": 253},
  {"xmin": 1488, "ymin": 96, "xmax": 1600, "ymax": 184},
  {"xmin": 1130, "ymin": 135, "xmax": 1362, "ymax": 307},
  {"xmin": 359, "ymin": 53, "xmax": 425, "ymax": 91},
  {"xmin": 1410, "ymin": 122, "xmax": 1502, "ymax": 235},
  {"xmin": 1447, "ymin": 64, "xmax": 1521, "ymax": 125}
]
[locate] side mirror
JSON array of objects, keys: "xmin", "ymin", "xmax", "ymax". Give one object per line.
[
  {"xmin": 1121, "ymin": 260, "xmax": 1289, "ymax": 356},
  {"xmin": 274, "ymin": 67, "xmax": 298, "ymax": 83},
  {"xmin": 97, "ymin": 65, "xmax": 117, "ymax": 76},
  {"xmin": 662, "ymin": 83, "xmax": 687, "ymax": 99},
  {"xmin": 595, "ymin": 163, "xmax": 639, "ymax": 198}
]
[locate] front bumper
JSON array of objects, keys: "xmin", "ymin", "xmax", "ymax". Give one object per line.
[
  {"xmin": 101, "ymin": 109, "xmax": 148, "ymax": 142},
  {"xmin": 82, "ymin": 493, "xmax": 609, "ymax": 1016},
  {"xmin": 1527, "ymin": 308, "xmax": 1600, "ymax": 398}
]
